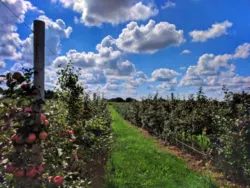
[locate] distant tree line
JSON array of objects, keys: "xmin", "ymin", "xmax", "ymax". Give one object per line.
[{"xmin": 107, "ymin": 97, "xmax": 137, "ymax": 103}]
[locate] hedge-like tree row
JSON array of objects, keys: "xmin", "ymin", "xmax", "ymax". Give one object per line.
[{"xmin": 112, "ymin": 88, "xmax": 250, "ymax": 185}]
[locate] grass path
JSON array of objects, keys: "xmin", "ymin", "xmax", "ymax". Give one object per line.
[{"xmin": 103, "ymin": 106, "xmax": 217, "ymax": 188}]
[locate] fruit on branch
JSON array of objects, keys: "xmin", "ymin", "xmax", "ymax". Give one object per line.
[
  {"xmin": 53, "ymin": 176, "xmax": 64, "ymax": 186},
  {"xmin": 44, "ymin": 120, "xmax": 50, "ymax": 127},
  {"xmin": 26, "ymin": 167, "xmax": 37, "ymax": 179},
  {"xmin": 40, "ymin": 114, "xmax": 46, "ymax": 122},
  {"xmin": 11, "ymin": 134, "xmax": 17, "ymax": 142},
  {"xmin": 39, "ymin": 132, "xmax": 48, "ymax": 140},
  {"xmin": 24, "ymin": 107, "xmax": 32, "ymax": 113},
  {"xmin": 12, "ymin": 72, "xmax": 22, "ymax": 80},
  {"xmin": 38, "ymin": 164, "xmax": 44, "ymax": 174},
  {"xmin": 5, "ymin": 165, "xmax": 16, "ymax": 174},
  {"xmin": 14, "ymin": 169, "xmax": 25, "ymax": 177},
  {"xmin": 69, "ymin": 130, "xmax": 74, "ymax": 135},
  {"xmin": 21, "ymin": 83, "xmax": 30, "ymax": 90},
  {"xmin": 26, "ymin": 133, "xmax": 36, "ymax": 144},
  {"xmin": 48, "ymin": 176, "xmax": 53, "ymax": 182}
]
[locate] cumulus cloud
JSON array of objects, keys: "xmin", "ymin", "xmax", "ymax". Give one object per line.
[
  {"xmin": 21, "ymin": 15, "xmax": 73, "ymax": 64},
  {"xmin": 151, "ymin": 68, "xmax": 180, "ymax": 82},
  {"xmin": 116, "ymin": 20, "xmax": 185, "ymax": 53},
  {"xmin": 161, "ymin": 1, "xmax": 176, "ymax": 9},
  {"xmin": 123, "ymin": 71, "xmax": 148, "ymax": 89},
  {"xmin": 80, "ymin": 68, "xmax": 107, "ymax": 84},
  {"xmin": 181, "ymin": 49, "xmax": 191, "ymax": 55},
  {"xmin": 189, "ymin": 20, "xmax": 233, "ymax": 42},
  {"xmin": 234, "ymin": 43, "xmax": 250, "ymax": 59},
  {"xmin": 157, "ymin": 81, "xmax": 176, "ymax": 91},
  {"xmin": 0, "ymin": 61, "xmax": 6, "ymax": 69},
  {"xmin": 52, "ymin": 0, "xmax": 158, "ymax": 26},
  {"xmin": 103, "ymin": 83, "xmax": 120, "ymax": 91},
  {"xmin": 105, "ymin": 60, "xmax": 136, "ymax": 78},
  {"xmin": 10, "ymin": 62, "xmax": 32, "ymax": 72},
  {"xmin": 0, "ymin": 0, "xmax": 41, "ymax": 60},
  {"xmin": 179, "ymin": 43, "xmax": 250, "ymax": 91}
]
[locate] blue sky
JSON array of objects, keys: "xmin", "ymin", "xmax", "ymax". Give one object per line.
[{"xmin": 0, "ymin": 0, "xmax": 250, "ymax": 99}]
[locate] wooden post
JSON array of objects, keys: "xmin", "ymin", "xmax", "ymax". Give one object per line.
[{"xmin": 33, "ymin": 20, "xmax": 45, "ymax": 102}]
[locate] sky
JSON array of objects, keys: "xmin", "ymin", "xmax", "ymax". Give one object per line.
[{"xmin": 0, "ymin": 0, "xmax": 250, "ymax": 99}]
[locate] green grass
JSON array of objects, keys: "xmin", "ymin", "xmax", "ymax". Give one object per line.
[{"xmin": 103, "ymin": 106, "xmax": 217, "ymax": 188}]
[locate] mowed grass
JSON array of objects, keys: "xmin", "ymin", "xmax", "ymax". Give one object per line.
[{"xmin": 103, "ymin": 106, "xmax": 217, "ymax": 188}]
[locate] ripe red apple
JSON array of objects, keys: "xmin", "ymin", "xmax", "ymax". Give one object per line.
[
  {"xmin": 38, "ymin": 164, "xmax": 44, "ymax": 174},
  {"xmin": 69, "ymin": 130, "xmax": 74, "ymax": 135},
  {"xmin": 11, "ymin": 134, "xmax": 17, "ymax": 142},
  {"xmin": 239, "ymin": 121, "xmax": 244, "ymax": 126},
  {"xmin": 26, "ymin": 167, "xmax": 37, "ymax": 178},
  {"xmin": 14, "ymin": 168, "xmax": 25, "ymax": 177},
  {"xmin": 15, "ymin": 135, "xmax": 24, "ymax": 144},
  {"xmin": 26, "ymin": 133, "xmax": 36, "ymax": 144},
  {"xmin": 12, "ymin": 72, "xmax": 22, "ymax": 80},
  {"xmin": 48, "ymin": 176, "xmax": 53, "ymax": 181},
  {"xmin": 39, "ymin": 132, "xmax": 48, "ymax": 140},
  {"xmin": 60, "ymin": 131, "xmax": 67, "ymax": 137},
  {"xmin": 40, "ymin": 114, "xmax": 46, "ymax": 122},
  {"xmin": 21, "ymin": 83, "xmax": 29, "ymax": 90},
  {"xmin": 5, "ymin": 165, "xmax": 16, "ymax": 173},
  {"xmin": 24, "ymin": 107, "xmax": 32, "ymax": 113},
  {"xmin": 44, "ymin": 120, "xmax": 50, "ymax": 127},
  {"xmin": 53, "ymin": 176, "xmax": 64, "ymax": 186}
]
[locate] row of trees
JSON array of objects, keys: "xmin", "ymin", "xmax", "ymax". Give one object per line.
[
  {"xmin": 112, "ymin": 88, "xmax": 250, "ymax": 185},
  {"xmin": 0, "ymin": 63, "xmax": 112, "ymax": 187}
]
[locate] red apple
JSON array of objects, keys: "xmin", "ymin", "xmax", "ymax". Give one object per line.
[
  {"xmin": 21, "ymin": 83, "xmax": 30, "ymax": 90},
  {"xmin": 26, "ymin": 133, "xmax": 36, "ymax": 144},
  {"xmin": 12, "ymin": 72, "xmax": 22, "ymax": 80},
  {"xmin": 15, "ymin": 135, "xmax": 24, "ymax": 144},
  {"xmin": 60, "ymin": 131, "xmax": 67, "ymax": 137},
  {"xmin": 69, "ymin": 130, "xmax": 74, "ymax": 135},
  {"xmin": 39, "ymin": 132, "xmax": 48, "ymax": 140},
  {"xmin": 53, "ymin": 176, "xmax": 64, "ymax": 186},
  {"xmin": 11, "ymin": 134, "xmax": 17, "ymax": 142},
  {"xmin": 48, "ymin": 176, "xmax": 53, "ymax": 181},
  {"xmin": 38, "ymin": 164, "xmax": 44, "ymax": 174},
  {"xmin": 5, "ymin": 165, "xmax": 16, "ymax": 173},
  {"xmin": 26, "ymin": 167, "xmax": 37, "ymax": 178},
  {"xmin": 40, "ymin": 114, "xmax": 46, "ymax": 122},
  {"xmin": 239, "ymin": 121, "xmax": 244, "ymax": 126},
  {"xmin": 44, "ymin": 120, "xmax": 50, "ymax": 127},
  {"xmin": 24, "ymin": 107, "xmax": 32, "ymax": 113},
  {"xmin": 14, "ymin": 169, "xmax": 25, "ymax": 177}
]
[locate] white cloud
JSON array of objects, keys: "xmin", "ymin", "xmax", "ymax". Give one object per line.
[
  {"xmin": 181, "ymin": 49, "xmax": 191, "ymax": 55},
  {"xmin": 123, "ymin": 71, "xmax": 148, "ymax": 89},
  {"xmin": 116, "ymin": 20, "xmax": 185, "ymax": 53},
  {"xmin": 105, "ymin": 60, "xmax": 136, "ymax": 78},
  {"xmin": 0, "ymin": 61, "xmax": 6, "ymax": 69},
  {"xmin": 180, "ymin": 66, "xmax": 187, "ymax": 70},
  {"xmin": 161, "ymin": 1, "xmax": 176, "ymax": 9},
  {"xmin": 234, "ymin": 43, "xmax": 250, "ymax": 59},
  {"xmin": 179, "ymin": 43, "xmax": 250, "ymax": 91},
  {"xmin": 21, "ymin": 15, "xmax": 73, "ymax": 65},
  {"xmin": 157, "ymin": 81, "xmax": 176, "ymax": 91},
  {"xmin": 103, "ymin": 83, "xmax": 120, "ymax": 91},
  {"xmin": 10, "ymin": 62, "xmax": 32, "ymax": 72},
  {"xmin": 189, "ymin": 20, "xmax": 233, "ymax": 42},
  {"xmin": 0, "ymin": 0, "xmax": 41, "ymax": 60},
  {"xmin": 52, "ymin": 0, "xmax": 158, "ymax": 26},
  {"xmin": 151, "ymin": 68, "xmax": 180, "ymax": 82},
  {"xmin": 80, "ymin": 68, "xmax": 107, "ymax": 84}
]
